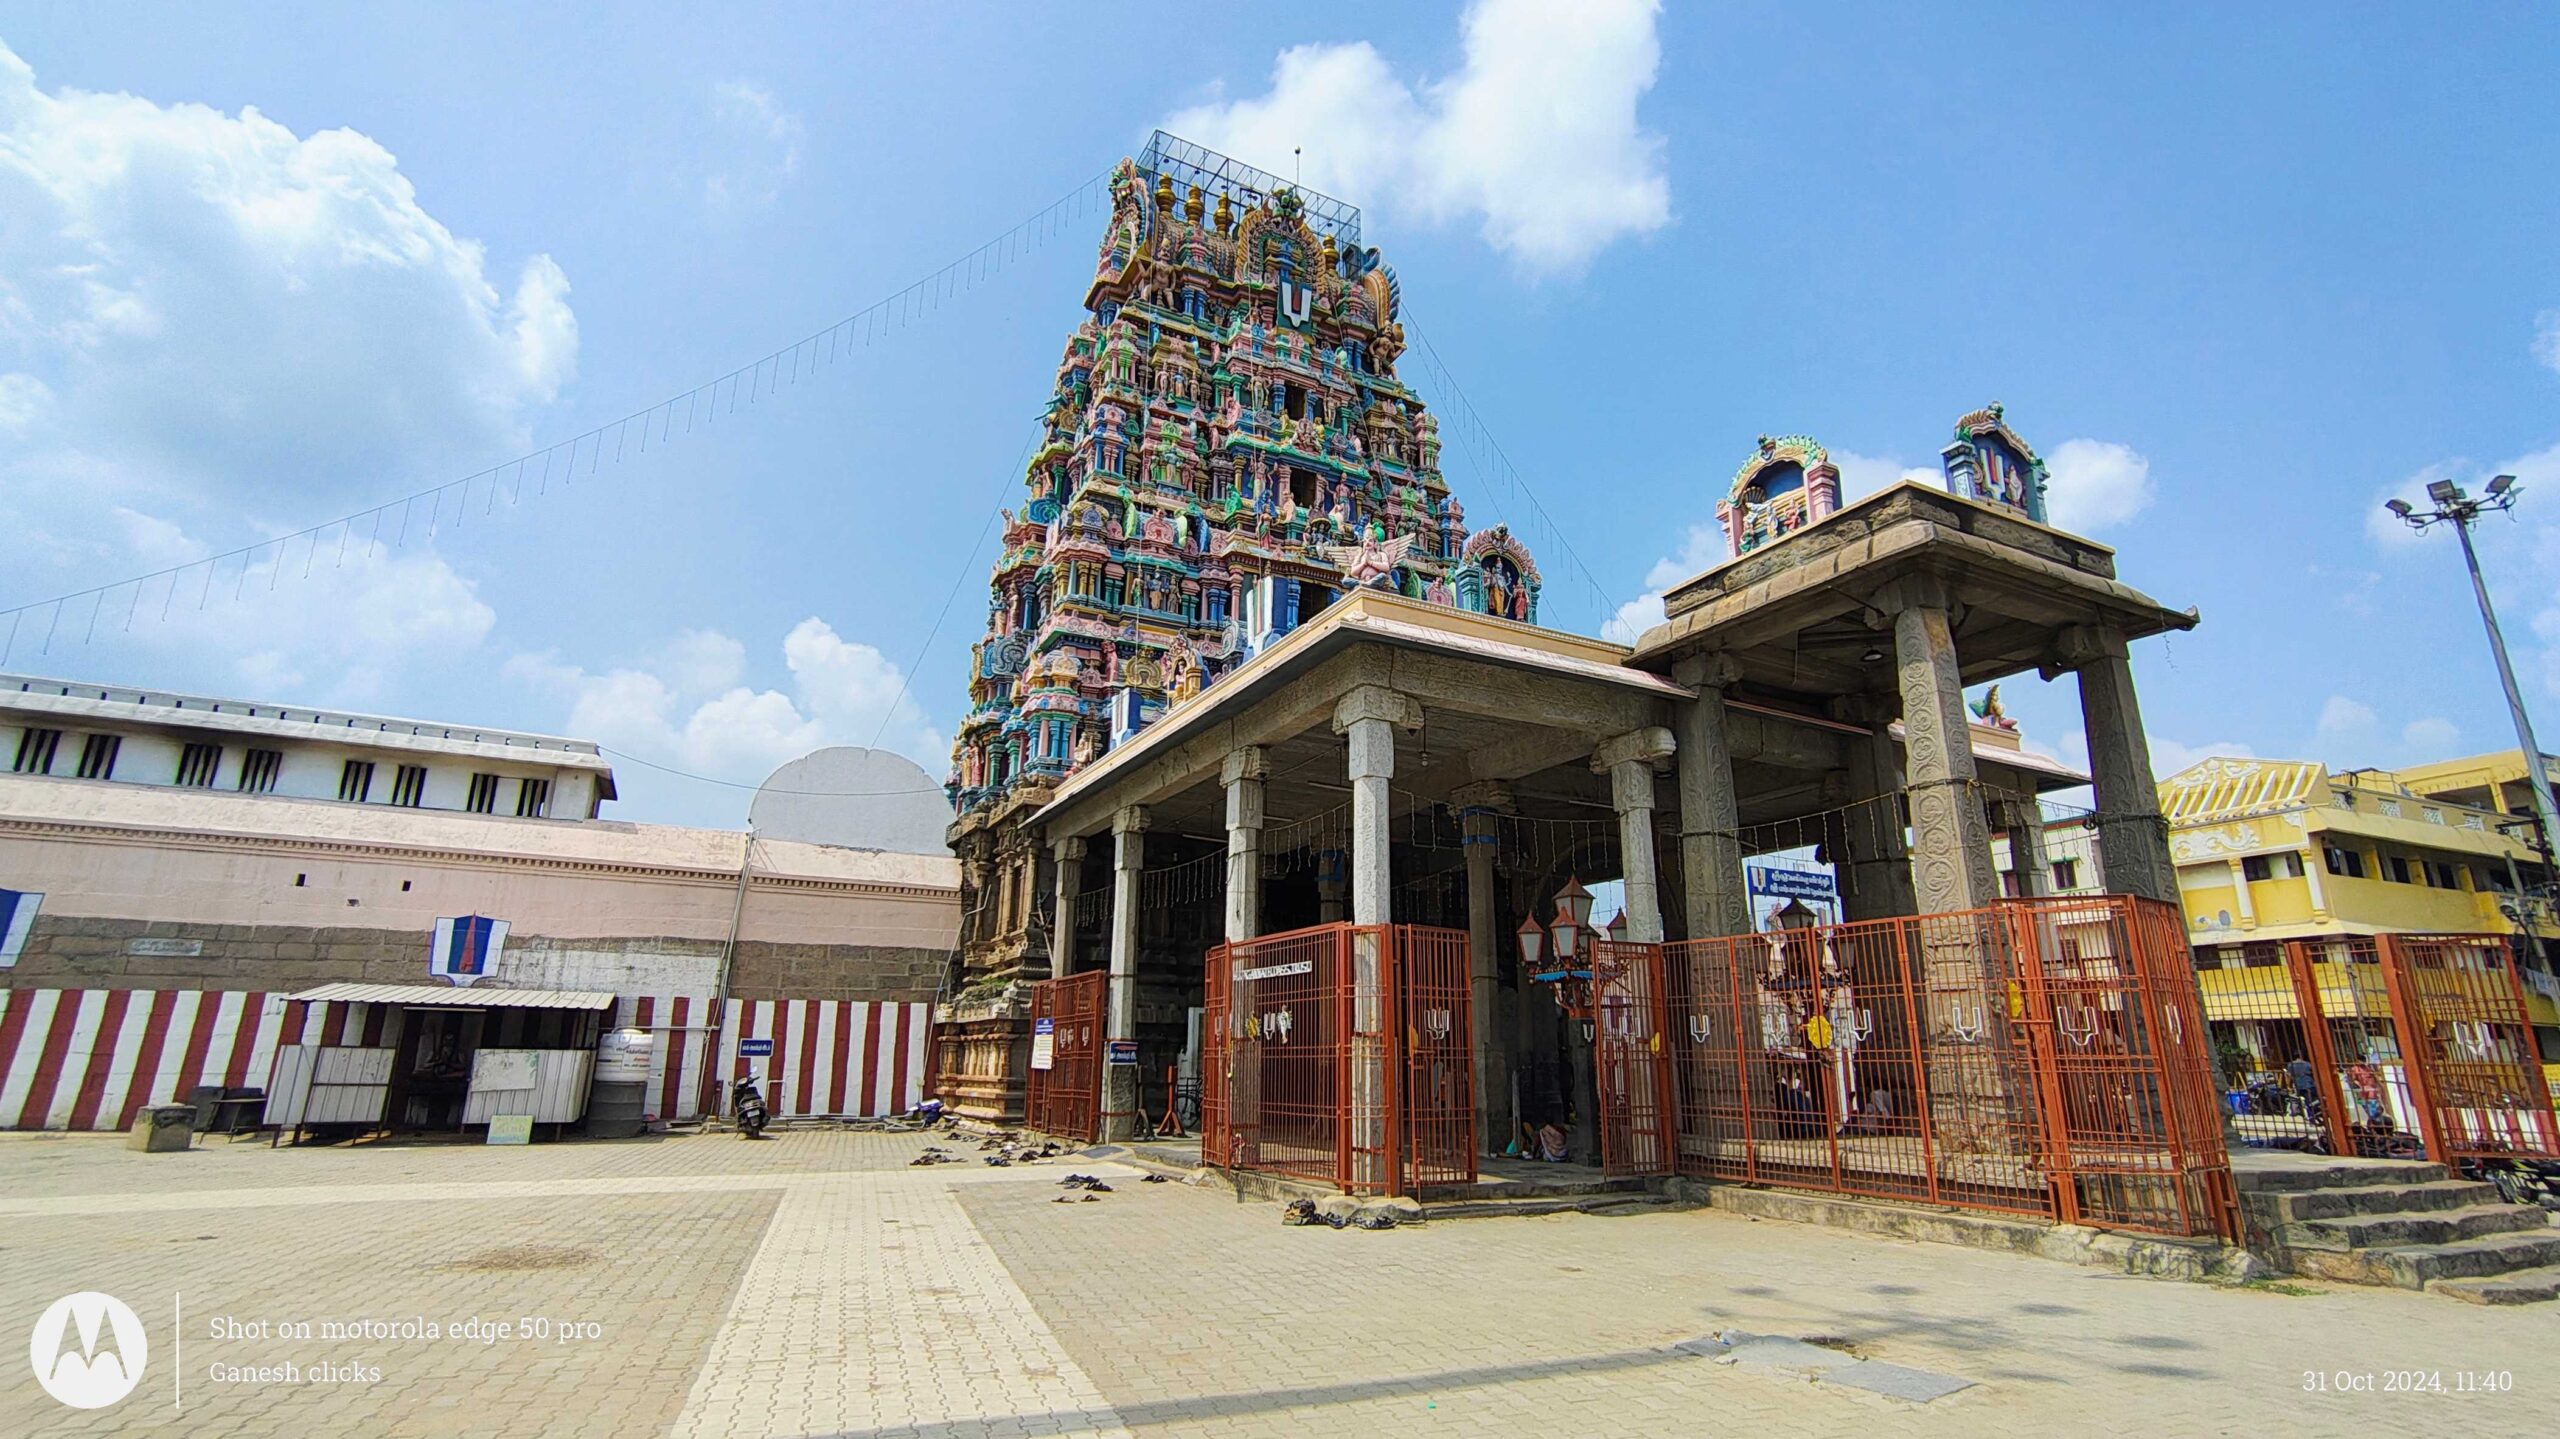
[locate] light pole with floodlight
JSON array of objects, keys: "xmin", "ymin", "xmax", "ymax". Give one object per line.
[{"xmin": 2383, "ymin": 475, "xmax": 2560, "ymax": 883}]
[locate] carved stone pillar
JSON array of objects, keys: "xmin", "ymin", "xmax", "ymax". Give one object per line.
[
  {"xmin": 1103, "ymin": 805, "xmax": 1148, "ymax": 1140},
  {"xmin": 1333, "ymin": 685, "xmax": 1419, "ymax": 1190},
  {"xmin": 1883, "ymin": 579, "xmax": 2000, "ymax": 914},
  {"xmin": 1222, "ymin": 747, "xmax": 1268, "ymax": 943},
  {"xmin": 1671, "ymin": 655, "xmax": 1750, "ymax": 938},
  {"xmin": 1593, "ymin": 728, "xmax": 1678, "ymax": 943},
  {"xmin": 1837, "ymin": 716, "xmax": 1919, "ymax": 921},
  {"xmin": 2003, "ymin": 800, "xmax": 2051, "ymax": 900},
  {"xmin": 2062, "ymin": 625, "xmax": 2177, "ymax": 905},
  {"xmin": 1048, "ymin": 835, "xmax": 1086, "ymax": 977},
  {"xmin": 1333, "ymin": 686, "xmax": 1421, "ymax": 925},
  {"xmin": 1453, "ymin": 781, "xmax": 1513, "ymax": 1155}
]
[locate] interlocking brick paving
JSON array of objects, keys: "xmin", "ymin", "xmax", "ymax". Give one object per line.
[{"xmin": 2, "ymin": 1130, "xmax": 2547, "ymax": 1439}]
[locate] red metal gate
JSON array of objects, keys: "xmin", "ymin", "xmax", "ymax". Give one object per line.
[
  {"xmin": 1024, "ymin": 970, "xmax": 1105, "ymax": 1142},
  {"xmin": 1202, "ymin": 922, "xmax": 1474, "ymax": 1195},
  {"xmin": 1659, "ymin": 897, "xmax": 2237, "ymax": 1241},
  {"xmin": 2196, "ymin": 933, "xmax": 2557, "ymax": 1165},
  {"xmin": 1592, "ymin": 939, "xmax": 1676, "ymax": 1178},
  {"xmin": 2381, "ymin": 934, "xmax": 2560, "ymax": 1163}
]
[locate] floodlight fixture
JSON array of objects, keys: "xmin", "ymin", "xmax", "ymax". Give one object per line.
[{"xmin": 2427, "ymin": 478, "xmax": 2462, "ymax": 505}]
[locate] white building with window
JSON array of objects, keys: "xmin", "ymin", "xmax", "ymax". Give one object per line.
[
  {"xmin": 0, "ymin": 672, "xmax": 962, "ymax": 1134},
  {"xmin": 3, "ymin": 672, "xmax": 614, "ymax": 821}
]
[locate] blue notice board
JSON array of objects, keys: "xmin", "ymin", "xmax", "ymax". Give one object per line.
[
  {"xmin": 739, "ymin": 1038, "xmax": 774, "ymax": 1058},
  {"xmin": 1105, "ymin": 1040, "xmax": 1139, "ymax": 1067}
]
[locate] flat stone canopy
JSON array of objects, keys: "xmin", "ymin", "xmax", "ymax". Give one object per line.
[
  {"xmin": 1031, "ymin": 585, "xmax": 2083, "ymax": 855},
  {"xmin": 1632, "ymin": 481, "xmax": 2198, "ymax": 697}
]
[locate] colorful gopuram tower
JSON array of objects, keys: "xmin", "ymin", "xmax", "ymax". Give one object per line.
[{"xmin": 937, "ymin": 135, "xmax": 1539, "ymax": 1116}]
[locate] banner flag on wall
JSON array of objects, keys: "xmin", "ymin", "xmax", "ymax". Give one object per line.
[
  {"xmin": 429, "ymin": 915, "xmax": 508, "ymax": 988},
  {"xmin": 0, "ymin": 888, "xmax": 39, "ymax": 968}
]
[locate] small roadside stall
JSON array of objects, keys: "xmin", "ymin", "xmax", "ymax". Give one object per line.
[{"xmin": 264, "ymin": 983, "xmax": 616, "ymax": 1143}]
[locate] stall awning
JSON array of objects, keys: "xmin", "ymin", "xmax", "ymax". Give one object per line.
[{"xmin": 285, "ymin": 983, "xmax": 618, "ymax": 1010}]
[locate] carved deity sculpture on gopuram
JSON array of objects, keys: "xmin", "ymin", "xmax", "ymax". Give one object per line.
[{"xmin": 947, "ymin": 136, "xmax": 1541, "ymax": 821}]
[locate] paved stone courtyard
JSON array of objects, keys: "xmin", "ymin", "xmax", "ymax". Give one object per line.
[{"xmin": 1, "ymin": 1130, "xmax": 2548, "ymax": 1438}]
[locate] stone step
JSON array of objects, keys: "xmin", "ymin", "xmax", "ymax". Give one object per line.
[
  {"xmin": 1421, "ymin": 1193, "xmax": 1681, "ymax": 1222},
  {"xmin": 2288, "ymin": 1229, "xmax": 2560, "ymax": 1289},
  {"xmin": 2246, "ymin": 1179, "xmax": 2503, "ymax": 1224},
  {"xmin": 1425, "ymin": 1175, "xmax": 1653, "ymax": 1202},
  {"xmin": 2231, "ymin": 1154, "xmax": 2447, "ymax": 1194},
  {"xmin": 2429, "ymin": 1263, "xmax": 2560, "ymax": 1306},
  {"xmin": 2283, "ymin": 1203, "xmax": 2551, "ymax": 1251}
]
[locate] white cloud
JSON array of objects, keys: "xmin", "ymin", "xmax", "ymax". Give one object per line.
[
  {"xmin": 0, "ymin": 37, "xmax": 577, "ymax": 529},
  {"xmin": 1166, "ymin": 0, "xmax": 1670, "ymax": 273},
  {"xmin": 2044, "ymin": 439, "xmax": 2154, "ymax": 532},
  {"xmin": 1831, "ymin": 449, "xmax": 1938, "ymax": 505},
  {"xmin": 508, "ymin": 618, "xmax": 946, "ymax": 808},
  {"xmin": 2536, "ymin": 308, "xmax": 2560, "ymax": 376},
  {"xmin": 2315, "ymin": 694, "xmax": 2377, "ymax": 739},
  {"xmin": 0, "ymin": 371, "xmax": 50, "ymax": 434},
  {"xmin": 79, "ymin": 508, "xmax": 498, "ymax": 701},
  {"xmin": 1601, "ymin": 521, "xmax": 1721, "ymax": 643},
  {"xmin": 2147, "ymin": 736, "xmax": 2258, "ymax": 779},
  {"xmin": 704, "ymin": 81, "xmax": 803, "ymax": 209},
  {"xmin": 2401, "ymin": 716, "xmax": 2459, "ymax": 755}
]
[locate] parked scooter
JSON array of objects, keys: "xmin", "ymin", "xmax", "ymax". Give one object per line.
[
  {"xmin": 732, "ymin": 1073, "xmax": 771, "ymax": 1140},
  {"xmin": 2458, "ymin": 1155, "xmax": 2560, "ymax": 1212}
]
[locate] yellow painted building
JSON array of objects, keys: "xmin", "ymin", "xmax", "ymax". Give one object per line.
[{"xmin": 2159, "ymin": 754, "xmax": 2560, "ymax": 1069}]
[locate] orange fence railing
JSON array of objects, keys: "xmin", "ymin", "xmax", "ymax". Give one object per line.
[
  {"xmin": 1203, "ymin": 923, "xmax": 1475, "ymax": 1196},
  {"xmin": 1634, "ymin": 896, "xmax": 2237, "ymax": 1241},
  {"xmin": 1024, "ymin": 970, "xmax": 1106, "ymax": 1143}
]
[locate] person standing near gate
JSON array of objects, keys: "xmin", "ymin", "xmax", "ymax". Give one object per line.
[{"xmin": 2287, "ymin": 1054, "xmax": 2318, "ymax": 1119}]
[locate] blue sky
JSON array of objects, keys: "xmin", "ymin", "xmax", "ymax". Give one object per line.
[{"xmin": 4, "ymin": 3, "xmax": 2558, "ymax": 827}]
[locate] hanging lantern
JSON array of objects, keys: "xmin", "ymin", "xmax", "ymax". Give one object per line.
[
  {"xmin": 1514, "ymin": 913, "xmax": 1546, "ymax": 973},
  {"xmin": 1556, "ymin": 875, "xmax": 1595, "ymax": 932},
  {"xmin": 1527, "ymin": 877, "xmax": 1596, "ymax": 1024},
  {"xmin": 1603, "ymin": 909, "xmax": 1629, "ymax": 943}
]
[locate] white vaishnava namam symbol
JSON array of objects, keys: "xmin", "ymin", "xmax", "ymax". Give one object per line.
[
  {"xmin": 31, "ymin": 1291, "xmax": 147, "ymax": 1410},
  {"xmin": 1259, "ymin": 1009, "xmax": 1295, "ymax": 1043},
  {"xmin": 1688, "ymin": 1014, "xmax": 1714, "ymax": 1044},
  {"xmin": 1424, "ymin": 1007, "xmax": 1453, "ymax": 1042}
]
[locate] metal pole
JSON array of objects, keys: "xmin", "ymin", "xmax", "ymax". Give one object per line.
[
  {"xmin": 2451, "ymin": 513, "xmax": 2560, "ymax": 870},
  {"xmin": 698, "ymin": 825, "xmax": 756, "ymax": 1119}
]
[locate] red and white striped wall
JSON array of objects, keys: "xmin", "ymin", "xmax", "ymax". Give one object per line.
[
  {"xmin": 0, "ymin": 988, "xmax": 328, "ymax": 1133},
  {"xmin": 611, "ymin": 996, "xmax": 930, "ymax": 1122},
  {"xmin": 0, "ymin": 987, "xmax": 934, "ymax": 1130}
]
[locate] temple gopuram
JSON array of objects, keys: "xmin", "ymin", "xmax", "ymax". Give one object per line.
[
  {"xmin": 941, "ymin": 136, "xmax": 1540, "ymax": 1106},
  {"xmin": 935, "ymin": 135, "xmax": 2252, "ymax": 1246}
]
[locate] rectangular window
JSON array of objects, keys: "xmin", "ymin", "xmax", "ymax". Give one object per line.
[
  {"xmin": 175, "ymin": 742, "xmax": 222, "ymax": 788},
  {"xmin": 236, "ymin": 748, "xmax": 283, "ymax": 794},
  {"xmin": 389, "ymin": 764, "xmax": 427, "ymax": 808},
  {"xmin": 2050, "ymin": 857, "xmax": 2081, "ymax": 891},
  {"xmin": 2324, "ymin": 846, "xmax": 2366, "ymax": 879},
  {"xmin": 11, "ymin": 727, "xmax": 61, "ymax": 775},
  {"xmin": 466, "ymin": 773, "xmax": 500, "ymax": 814},
  {"xmin": 2242, "ymin": 854, "xmax": 2272, "ymax": 883},
  {"xmin": 2424, "ymin": 861, "xmax": 2463, "ymax": 889},
  {"xmin": 339, "ymin": 759, "xmax": 375, "ymax": 803},
  {"xmin": 2000, "ymin": 869, "xmax": 2021, "ymax": 898},
  {"xmin": 514, "ymin": 777, "xmax": 550, "ymax": 818},
  {"xmin": 75, "ymin": 733, "xmax": 120, "ymax": 780},
  {"xmin": 2385, "ymin": 855, "xmax": 2413, "ymax": 884}
]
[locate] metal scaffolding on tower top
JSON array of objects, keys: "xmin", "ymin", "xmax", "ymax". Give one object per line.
[{"xmin": 1138, "ymin": 130, "xmax": 1364, "ymax": 247}]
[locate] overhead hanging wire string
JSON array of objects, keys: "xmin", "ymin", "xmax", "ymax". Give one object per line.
[
  {"xmin": 0, "ymin": 167, "xmax": 1116, "ymax": 669},
  {"xmin": 1398, "ymin": 306, "xmax": 1617, "ymax": 630}
]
